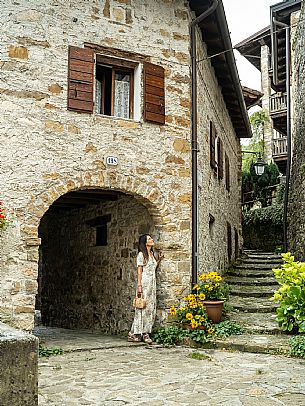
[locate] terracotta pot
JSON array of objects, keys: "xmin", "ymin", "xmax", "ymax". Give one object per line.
[{"xmin": 202, "ymin": 300, "xmax": 224, "ymax": 323}]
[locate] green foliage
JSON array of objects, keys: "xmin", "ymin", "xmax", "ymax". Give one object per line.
[
  {"xmin": 151, "ymin": 326, "xmax": 188, "ymax": 346},
  {"xmin": 275, "ymin": 183, "xmax": 285, "ymax": 204},
  {"xmin": 274, "ymin": 245, "xmax": 284, "ymax": 254},
  {"xmin": 187, "ymin": 351, "xmax": 210, "ymax": 360},
  {"xmin": 242, "ymin": 110, "xmax": 268, "ymax": 173},
  {"xmin": 289, "ymin": 335, "xmax": 305, "ymax": 358},
  {"xmin": 213, "ymin": 321, "xmax": 245, "ymax": 338},
  {"xmin": 272, "ymin": 253, "xmax": 305, "ymax": 333},
  {"xmin": 243, "ymin": 204, "xmax": 283, "ymax": 227},
  {"xmin": 242, "ymin": 162, "xmax": 280, "ymax": 207},
  {"xmin": 152, "ymin": 321, "xmax": 244, "ymax": 347},
  {"xmin": 38, "ymin": 344, "xmax": 64, "ymax": 357}
]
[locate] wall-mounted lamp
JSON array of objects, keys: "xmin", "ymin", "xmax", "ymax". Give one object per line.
[{"xmin": 242, "ymin": 151, "xmax": 267, "ymax": 176}]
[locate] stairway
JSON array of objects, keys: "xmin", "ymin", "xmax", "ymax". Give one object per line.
[{"xmin": 226, "ymin": 250, "xmax": 283, "ymax": 335}]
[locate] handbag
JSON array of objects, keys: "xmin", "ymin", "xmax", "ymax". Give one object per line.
[{"xmin": 133, "ymin": 293, "xmax": 146, "ymax": 309}]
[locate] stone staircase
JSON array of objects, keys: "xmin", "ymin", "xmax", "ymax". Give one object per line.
[{"xmin": 206, "ymin": 250, "xmax": 292, "ymax": 355}]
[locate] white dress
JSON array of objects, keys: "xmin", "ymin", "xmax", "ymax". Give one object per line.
[{"xmin": 131, "ymin": 252, "xmax": 157, "ymax": 335}]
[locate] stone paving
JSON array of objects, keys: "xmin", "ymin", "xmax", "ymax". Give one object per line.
[{"xmin": 37, "ymin": 329, "xmax": 305, "ymax": 406}]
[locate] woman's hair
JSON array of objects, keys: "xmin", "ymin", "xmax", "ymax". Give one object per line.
[{"xmin": 138, "ymin": 234, "xmax": 156, "ymax": 264}]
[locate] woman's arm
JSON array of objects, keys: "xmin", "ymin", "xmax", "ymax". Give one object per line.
[{"xmin": 137, "ymin": 266, "xmax": 143, "ymax": 294}]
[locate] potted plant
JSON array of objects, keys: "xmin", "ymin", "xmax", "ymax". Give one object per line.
[
  {"xmin": 169, "ymin": 294, "xmax": 215, "ymax": 334},
  {"xmin": 192, "ymin": 271, "xmax": 230, "ymax": 323}
]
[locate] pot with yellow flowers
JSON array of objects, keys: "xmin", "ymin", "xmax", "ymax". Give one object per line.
[{"xmin": 192, "ymin": 271, "xmax": 230, "ymax": 323}]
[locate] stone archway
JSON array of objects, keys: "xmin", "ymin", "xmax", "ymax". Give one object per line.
[{"xmin": 21, "ymin": 171, "xmax": 172, "ymax": 331}]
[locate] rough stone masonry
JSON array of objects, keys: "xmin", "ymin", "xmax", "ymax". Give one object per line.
[{"xmin": 0, "ymin": 0, "xmax": 242, "ymax": 332}]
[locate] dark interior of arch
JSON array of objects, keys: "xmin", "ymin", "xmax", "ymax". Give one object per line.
[{"xmin": 36, "ymin": 189, "xmax": 154, "ymax": 333}]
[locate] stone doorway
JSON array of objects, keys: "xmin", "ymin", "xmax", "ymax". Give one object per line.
[{"xmin": 36, "ymin": 189, "xmax": 155, "ymax": 334}]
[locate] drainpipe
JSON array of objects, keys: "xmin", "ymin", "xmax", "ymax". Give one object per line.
[
  {"xmin": 273, "ymin": 18, "xmax": 291, "ymax": 251},
  {"xmin": 190, "ymin": 0, "xmax": 219, "ymax": 286}
]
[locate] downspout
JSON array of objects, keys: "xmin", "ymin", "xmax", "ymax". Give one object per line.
[
  {"xmin": 190, "ymin": 0, "xmax": 219, "ymax": 286},
  {"xmin": 273, "ymin": 18, "xmax": 291, "ymax": 251}
]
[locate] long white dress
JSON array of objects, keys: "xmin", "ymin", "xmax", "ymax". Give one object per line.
[{"xmin": 131, "ymin": 252, "xmax": 157, "ymax": 335}]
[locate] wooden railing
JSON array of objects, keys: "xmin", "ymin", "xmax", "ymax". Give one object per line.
[
  {"xmin": 272, "ymin": 137, "xmax": 288, "ymax": 157},
  {"xmin": 270, "ymin": 93, "xmax": 287, "ymax": 114}
]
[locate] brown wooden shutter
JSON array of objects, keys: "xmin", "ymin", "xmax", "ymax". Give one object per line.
[
  {"xmin": 217, "ymin": 138, "xmax": 223, "ymax": 180},
  {"xmin": 68, "ymin": 46, "xmax": 94, "ymax": 113},
  {"xmin": 143, "ymin": 62, "xmax": 165, "ymax": 124},
  {"xmin": 225, "ymin": 153, "xmax": 230, "ymax": 191},
  {"xmin": 210, "ymin": 121, "xmax": 216, "ymax": 170}
]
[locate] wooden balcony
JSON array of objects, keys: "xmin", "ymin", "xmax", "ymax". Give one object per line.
[
  {"xmin": 269, "ymin": 93, "xmax": 287, "ymax": 116},
  {"xmin": 272, "ymin": 137, "xmax": 287, "ymax": 158}
]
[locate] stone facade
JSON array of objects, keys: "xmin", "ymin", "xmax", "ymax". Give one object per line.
[
  {"xmin": 0, "ymin": 322, "xmax": 38, "ymax": 406},
  {"xmin": 288, "ymin": 2, "xmax": 305, "ymax": 260},
  {"xmin": 0, "ymin": 0, "xmax": 243, "ymax": 332}
]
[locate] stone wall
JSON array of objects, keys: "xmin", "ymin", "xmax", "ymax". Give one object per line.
[
  {"xmin": 0, "ymin": 322, "xmax": 38, "ymax": 406},
  {"xmin": 196, "ymin": 29, "xmax": 243, "ymax": 272},
  {"xmin": 288, "ymin": 3, "xmax": 305, "ymax": 260},
  {"xmin": 0, "ymin": 0, "xmax": 242, "ymax": 331}
]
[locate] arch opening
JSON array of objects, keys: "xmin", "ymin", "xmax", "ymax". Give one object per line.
[{"xmin": 36, "ymin": 188, "xmax": 156, "ymax": 333}]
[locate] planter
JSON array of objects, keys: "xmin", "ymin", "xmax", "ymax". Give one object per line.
[{"xmin": 202, "ymin": 300, "xmax": 224, "ymax": 323}]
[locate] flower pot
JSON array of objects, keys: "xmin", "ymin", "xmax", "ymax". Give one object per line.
[{"xmin": 202, "ymin": 300, "xmax": 224, "ymax": 323}]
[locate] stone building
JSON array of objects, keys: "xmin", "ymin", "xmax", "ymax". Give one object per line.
[
  {"xmin": 288, "ymin": 1, "xmax": 305, "ymax": 260},
  {"xmin": 236, "ymin": 0, "xmax": 301, "ymax": 175},
  {"xmin": 0, "ymin": 0, "xmax": 250, "ymax": 333}
]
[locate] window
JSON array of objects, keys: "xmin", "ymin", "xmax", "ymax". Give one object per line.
[
  {"xmin": 210, "ymin": 121, "xmax": 217, "ymax": 172},
  {"xmin": 225, "ymin": 153, "xmax": 230, "ymax": 192},
  {"xmin": 227, "ymin": 222, "xmax": 232, "ymax": 262},
  {"xmin": 96, "ymin": 224, "xmax": 107, "ymax": 246},
  {"xmin": 67, "ymin": 46, "xmax": 165, "ymax": 124},
  {"xmin": 95, "ymin": 57, "xmax": 134, "ymax": 119},
  {"xmin": 210, "ymin": 121, "xmax": 223, "ymax": 180}
]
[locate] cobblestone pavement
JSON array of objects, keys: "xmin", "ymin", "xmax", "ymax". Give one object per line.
[{"xmin": 38, "ymin": 342, "xmax": 305, "ymax": 405}]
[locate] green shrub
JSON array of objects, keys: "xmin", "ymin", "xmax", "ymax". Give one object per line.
[
  {"xmin": 243, "ymin": 204, "xmax": 283, "ymax": 227},
  {"xmin": 289, "ymin": 335, "xmax": 305, "ymax": 358},
  {"xmin": 38, "ymin": 344, "xmax": 64, "ymax": 357},
  {"xmin": 152, "ymin": 326, "xmax": 188, "ymax": 346},
  {"xmin": 272, "ymin": 253, "xmax": 305, "ymax": 333}
]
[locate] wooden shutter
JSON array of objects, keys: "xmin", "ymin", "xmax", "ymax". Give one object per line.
[
  {"xmin": 225, "ymin": 153, "xmax": 230, "ymax": 191},
  {"xmin": 217, "ymin": 137, "xmax": 223, "ymax": 180},
  {"xmin": 68, "ymin": 46, "xmax": 94, "ymax": 113},
  {"xmin": 143, "ymin": 62, "xmax": 165, "ymax": 124},
  {"xmin": 210, "ymin": 121, "xmax": 216, "ymax": 170}
]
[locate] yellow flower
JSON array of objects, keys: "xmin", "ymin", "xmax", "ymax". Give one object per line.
[
  {"xmin": 186, "ymin": 313, "xmax": 193, "ymax": 320},
  {"xmin": 195, "ymin": 315, "xmax": 200, "ymax": 320},
  {"xmin": 169, "ymin": 306, "xmax": 176, "ymax": 315},
  {"xmin": 215, "ymin": 283, "xmax": 220, "ymax": 287},
  {"xmin": 200, "ymin": 317, "xmax": 205, "ymax": 322},
  {"xmin": 204, "ymin": 284, "xmax": 209, "ymax": 289},
  {"xmin": 192, "ymin": 284, "xmax": 200, "ymax": 291},
  {"xmin": 208, "ymin": 286, "xmax": 213, "ymax": 291},
  {"xmin": 191, "ymin": 320, "xmax": 199, "ymax": 328},
  {"xmin": 208, "ymin": 327, "xmax": 215, "ymax": 334},
  {"xmin": 215, "ymin": 275, "xmax": 222, "ymax": 282},
  {"xmin": 199, "ymin": 293, "xmax": 206, "ymax": 301},
  {"xmin": 199, "ymin": 274, "xmax": 206, "ymax": 281}
]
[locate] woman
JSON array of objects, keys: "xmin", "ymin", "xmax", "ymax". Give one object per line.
[{"xmin": 128, "ymin": 234, "xmax": 163, "ymax": 344}]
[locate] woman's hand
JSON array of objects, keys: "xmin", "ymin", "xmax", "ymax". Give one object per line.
[
  {"xmin": 137, "ymin": 285, "xmax": 142, "ymax": 295},
  {"xmin": 157, "ymin": 251, "xmax": 164, "ymax": 264}
]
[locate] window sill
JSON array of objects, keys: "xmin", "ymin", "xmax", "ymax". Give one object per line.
[{"xmin": 93, "ymin": 113, "xmax": 142, "ymax": 125}]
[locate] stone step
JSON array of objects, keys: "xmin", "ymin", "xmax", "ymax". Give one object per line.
[
  {"xmin": 234, "ymin": 263, "xmax": 280, "ymax": 270},
  {"xmin": 201, "ymin": 333, "xmax": 290, "ymax": 356},
  {"xmin": 226, "ymin": 276, "xmax": 278, "ymax": 286},
  {"xmin": 228, "ymin": 312, "xmax": 281, "ymax": 335},
  {"xmin": 226, "ymin": 268, "xmax": 275, "ymax": 278},
  {"xmin": 230, "ymin": 285, "xmax": 276, "ymax": 298},
  {"xmin": 244, "ymin": 250, "xmax": 281, "ymax": 256},
  {"xmin": 243, "ymin": 253, "xmax": 282, "ymax": 259},
  {"xmin": 240, "ymin": 258, "xmax": 283, "ymax": 265},
  {"xmin": 228, "ymin": 296, "xmax": 278, "ymax": 313}
]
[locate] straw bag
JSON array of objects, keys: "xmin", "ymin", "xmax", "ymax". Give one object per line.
[{"xmin": 133, "ymin": 293, "xmax": 146, "ymax": 309}]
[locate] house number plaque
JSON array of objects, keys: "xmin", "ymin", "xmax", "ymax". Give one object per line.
[{"xmin": 105, "ymin": 156, "xmax": 119, "ymax": 166}]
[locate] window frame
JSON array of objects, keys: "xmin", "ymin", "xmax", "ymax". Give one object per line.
[{"xmin": 95, "ymin": 56, "xmax": 135, "ymax": 120}]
